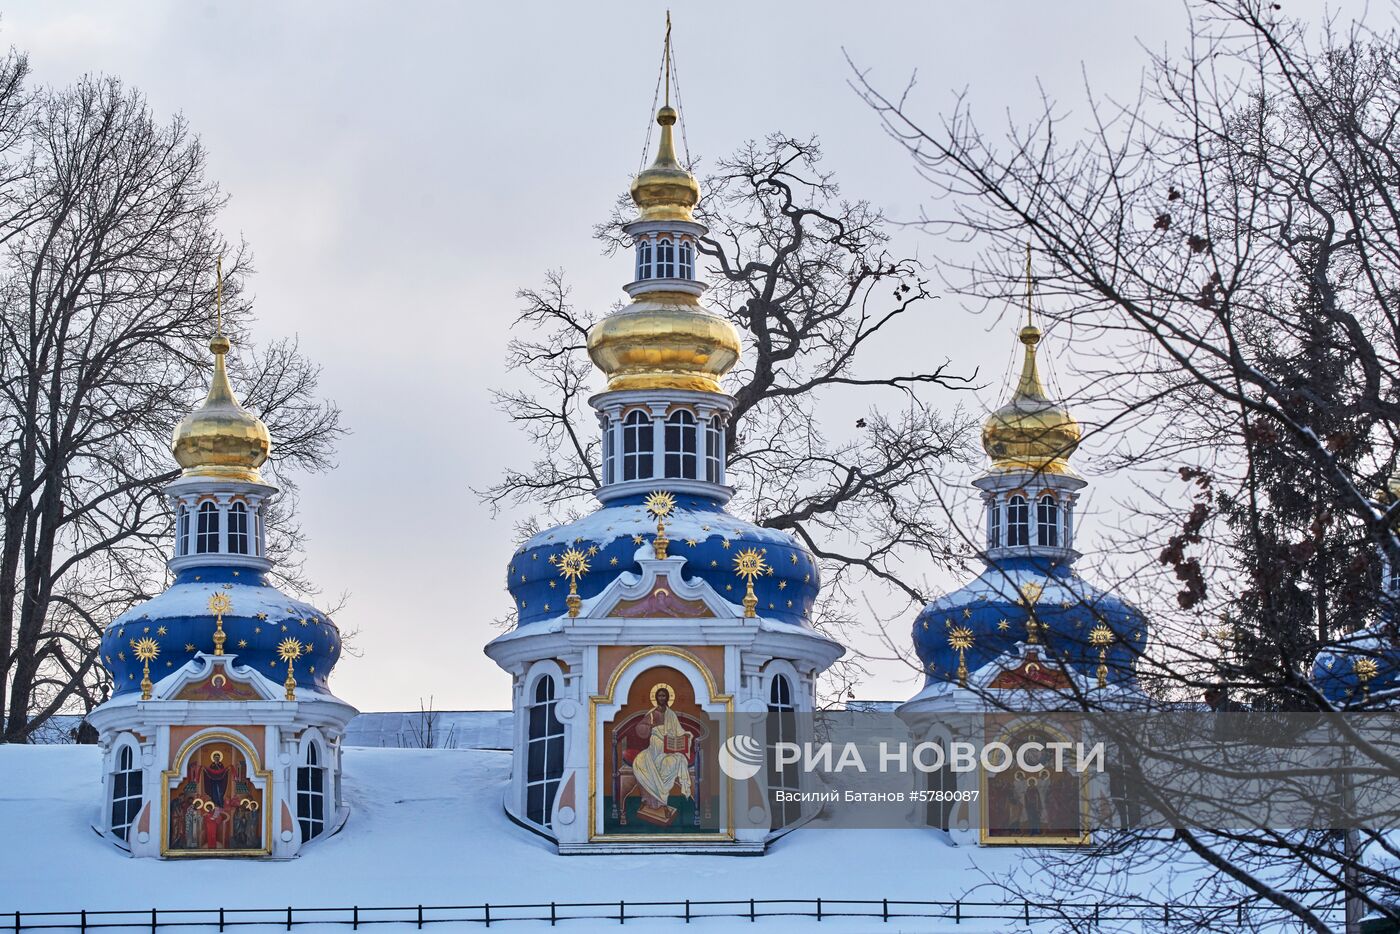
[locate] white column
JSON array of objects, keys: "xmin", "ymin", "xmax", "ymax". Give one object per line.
[
  {"xmin": 695, "ymin": 405, "xmax": 709, "ymax": 483},
  {"xmin": 651, "ymin": 406, "xmax": 666, "ymax": 479}
]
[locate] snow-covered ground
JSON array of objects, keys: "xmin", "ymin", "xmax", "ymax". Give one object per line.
[{"xmin": 0, "ymin": 744, "xmax": 1176, "ymax": 932}]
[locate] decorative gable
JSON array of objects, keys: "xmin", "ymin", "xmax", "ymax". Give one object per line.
[
  {"xmin": 986, "ymin": 649, "xmax": 1074, "ymax": 690},
  {"xmin": 586, "ymin": 551, "xmax": 740, "ymax": 622},
  {"xmin": 158, "ymin": 653, "xmax": 280, "ymax": 702}
]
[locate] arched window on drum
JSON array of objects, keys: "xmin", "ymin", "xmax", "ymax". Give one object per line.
[
  {"xmin": 664, "ymin": 409, "xmax": 698, "ymax": 479},
  {"xmin": 526, "ymin": 675, "xmax": 565, "ymax": 828},
  {"xmin": 228, "ymin": 502, "xmax": 250, "ymax": 555},
  {"xmin": 678, "ymin": 240, "xmax": 694, "ymax": 279},
  {"xmin": 602, "ymin": 421, "xmax": 615, "ymax": 485},
  {"xmin": 622, "ymin": 411, "xmax": 654, "ymax": 481},
  {"xmin": 657, "ymin": 238, "xmax": 675, "ymax": 278},
  {"xmin": 635, "ymin": 239, "xmax": 653, "ymax": 280},
  {"xmin": 195, "ymin": 502, "xmax": 220, "ymax": 554},
  {"xmin": 177, "ymin": 505, "xmax": 190, "ymax": 557},
  {"xmin": 1007, "ymin": 495, "xmax": 1029, "ymax": 547},
  {"xmin": 1037, "ymin": 495, "xmax": 1060, "ymax": 547},
  {"xmin": 705, "ymin": 415, "xmax": 724, "ymax": 483}
]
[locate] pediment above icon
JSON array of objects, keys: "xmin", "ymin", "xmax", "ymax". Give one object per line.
[
  {"xmin": 586, "ymin": 553, "xmax": 741, "ymax": 621},
  {"xmin": 982, "ymin": 648, "xmax": 1074, "ymax": 691},
  {"xmin": 610, "ymin": 587, "xmax": 715, "ymax": 619},
  {"xmin": 159, "ymin": 653, "xmax": 280, "ymax": 702}
]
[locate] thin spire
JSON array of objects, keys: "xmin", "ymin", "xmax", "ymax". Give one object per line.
[
  {"xmin": 663, "ymin": 11, "xmax": 672, "ymax": 108},
  {"xmin": 208, "ymin": 253, "xmax": 234, "ymax": 402},
  {"xmin": 1024, "ymin": 243, "xmax": 1034, "ymax": 329},
  {"xmin": 215, "ymin": 254, "xmax": 224, "ymax": 338},
  {"xmin": 1015, "ymin": 246, "xmax": 1048, "ymax": 402}
]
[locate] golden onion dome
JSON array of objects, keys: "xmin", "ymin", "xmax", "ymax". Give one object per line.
[
  {"xmin": 587, "ymin": 290, "xmax": 740, "ymax": 393},
  {"xmin": 981, "ymin": 324, "xmax": 1081, "ymax": 474},
  {"xmin": 171, "ymin": 335, "xmax": 271, "ymax": 483},
  {"xmin": 630, "ymin": 105, "xmax": 699, "ymax": 223}
]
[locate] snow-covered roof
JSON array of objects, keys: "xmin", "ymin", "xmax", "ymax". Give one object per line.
[
  {"xmin": 2, "ymin": 744, "xmax": 1036, "ymax": 927},
  {"xmin": 0, "ymin": 745, "xmax": 1301, "ymax": 929}
]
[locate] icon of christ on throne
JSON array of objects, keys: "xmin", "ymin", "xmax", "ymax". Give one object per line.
[{"xmin": 611, "ymin": 682, "xmax": 707, "ymax": 829}]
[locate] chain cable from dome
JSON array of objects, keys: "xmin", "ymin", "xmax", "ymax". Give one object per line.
[
  {"xmin": 979, "ymin": 244, "xmax": 1081, "ymax": 475},
  {"xmin": 170, "ymin": 256, "xmax": 271, "ymax": 482}
]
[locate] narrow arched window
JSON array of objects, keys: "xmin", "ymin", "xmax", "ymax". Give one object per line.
[
  {"xmin": 296, "ymin": 742, "xmax": 326, "ymax": 842},
  {"xmin": 228, "ymin": 502, "xmax": 249, "ymax": 555},
  {"xmin": 679, "ymin": 240, "xmax": 694, "ymax": 279},
  {"xmin": 195, "ymin": 502, "xmax": 220, "ymax": 554},
  {"xmin": 657, "ymin": 238, "xmax": 675, "ymax": 278},
  {"xmin": 927, "ymin": 738, "xmax": 954, "ymax": 831},
  {"xmin": 622, "ymin": 410, "xmax": 654, "ymax": 481},
  {"xmin": 177, "ymin": 506, "xmax": 190, "ymax": 557},
  {"xmin": 1063, "ymin": 502, "xmax": 1074, "ymax": 550},
  {"xmin": 705, "ymin": 416, "xmax": 723, "ymax": 483},
  {"xmin": 636, "ymin": 239, "xmax": 652, "ymax": 280},
  {"xmin": 767, "ymin": 674, "xmax": 800, "ymax": 829},
  {"xmin": 1007, "ymin": 495, "xmax": 1029, "ymax": 547},
  {"xmin": 110, "ymin": 744, "xmax": 142, "ymax": 841},
  {"xmin": 664, "ymin": 410, "xmax": 698, "ymax": 479},
  {"xmin": 526, "ymin": 675, "xmax": 564, "ymax": 827},
  {"xmin": 1037, "ymin": 495, "xmax": 1060, "ymax": 547},
  {"xmin": 602, "ymin": 421, "xmax": 615, "ymax": 485},
  {"xmin": 987, "ymin": 499, "xmax": 1001, "ymax": 549}
]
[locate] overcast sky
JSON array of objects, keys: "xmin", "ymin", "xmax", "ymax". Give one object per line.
[{"xmin": 2, "ymin": 1, "xmax": 1350, "ymax": 711}]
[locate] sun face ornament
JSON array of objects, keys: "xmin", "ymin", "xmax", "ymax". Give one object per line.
[
  {"xmin": 947, "ymin": 626, "xmax": 975, "ymax": 687},
  {"xmin": 277, "ymin": 638, "xmax": 304, "ymax": 701},
  {"xmin": 207, "ymin": 592, "xmax": 232, "ymax": 656},
  {"xmin": 131, "ymin": 637, "xmax": 160, "ymax": 700},
  {"xmin": 644, "ymin": 490, "xmax": 676, "ymax": 559},
  {"xmin": 558, "ymin": 547, "xmax": 590, "ymax": 618},
  {"xmin": 1354, "ymin": 656, "xmax": 1379, "ymax": 702},
  {"xmin": 733, "ymin": 548, "xmax": 768, "ymax": 618},
  {"xmin": 1088, "ymin": 624, "xmax": 1115, "ymax": 688}
]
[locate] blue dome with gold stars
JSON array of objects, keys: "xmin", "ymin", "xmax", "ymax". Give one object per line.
[
  {"xmin": 913, "ymin": 556, "xmax": 1145, "ymax": 687},
  {"xmin": 1311, "ymin": 623, "xmax": 1400, "ymax": 706},
  {"xmin": 507, "ymin": 492, "xmax": 819, "ymax": 627},
  {"xmin": 102, "ymin": 566, "xmax": 342, "ymax": 698}
]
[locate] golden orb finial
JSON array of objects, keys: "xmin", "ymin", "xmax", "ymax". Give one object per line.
[
  {"xmin": 630, "ymin": 105, "xmax": 699, "ymax": 224},
  {"xmin": 980, "ymin": 252, "xmax": 1081, "ymax": 474},
  {"xmin": 171, "ymin": 261, "xmax": 271, "ymax": 483}
]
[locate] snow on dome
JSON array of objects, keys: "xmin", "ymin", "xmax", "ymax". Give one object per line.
[
  {"xmin": 506, "ymin": 493, "xmax": 819, "ymax": 627},
  {"xmin": 912, "ymin": 556, "xmax": 1146, "ymax": 688},
  {"xmin": 101, "ymin": 565, "xmax": 342, "ymax": 697}
]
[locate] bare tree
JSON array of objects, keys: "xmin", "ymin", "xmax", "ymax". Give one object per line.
[
  {"xmin": 481, "ymin": 134, "xmax": 979, "ymax": 699},
  {"xmin": 0, "ymin": 71, "xmax": 343, "ymax": 741},
  {"xmin": 851, "ymin": 0, "xmax": 1400, "ymax": 927}
]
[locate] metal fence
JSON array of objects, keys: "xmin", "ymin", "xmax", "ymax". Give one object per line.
[{"xmin": 0, "ymin": 898, "xmax": 1345, "ymax": 930}]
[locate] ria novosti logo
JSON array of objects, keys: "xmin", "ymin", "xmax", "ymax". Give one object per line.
[
  {"xmin": 719, "ymin": 734, "xmax": 1107, "ymax": 780},
  {"xmin": 718, "ymin": 733, "xmax": 764, "ymax": 780}
]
